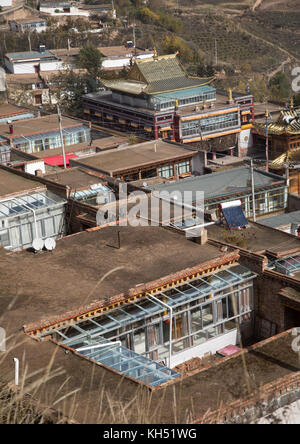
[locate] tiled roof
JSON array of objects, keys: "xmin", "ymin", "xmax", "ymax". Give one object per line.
[
  {"xmin": 103, "ymin": 54, "xmax": 213, "ymax": 95},
  {"xmin": 136, "ymin": 54, "xmax": 184, "ymax": 83},
  {"xmin": 146, "ymin": 77, "xmax": 211, "ymax": 94},
  {"xmin": 269, "ymin": 146, "xmax": 300, "ymax": 169},
  {"xmin": 255, "ymin": 108, "xmax": 300, "ymax": 136},
  {"xmin": 101, "ymin": 79, "xmax": 147, "ymax": 95}
]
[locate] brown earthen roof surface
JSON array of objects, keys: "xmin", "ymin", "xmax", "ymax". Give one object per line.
[
  {"xmin": 0, "ymin": 167, "xmax": 45, "ymax": 197},
  {"xmin": 72, "ymin": 141, "xmax": 195, "ymax": 174},
  {"xmin": 0, "ymin": 226, "xmax": 228, "ymax": 333},
  {"xmin": 0, "ymin": 329, "xmax": 298, "ymax": 424},
  {"xmin": 0, "ymin": 115, "xmax": 84, "ymax": 139},
  {"xmin": 207, "ymin": 221, "xmax": 300, "ymax": 255}
]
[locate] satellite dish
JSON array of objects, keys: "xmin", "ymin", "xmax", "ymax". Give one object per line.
[
  {"xmin": 32, "ymin": 238, "xmax": 44, "ymax": 251},
  {"xmin": 45, "ymin": 238, "xmax": 56, "ymax": 251}
]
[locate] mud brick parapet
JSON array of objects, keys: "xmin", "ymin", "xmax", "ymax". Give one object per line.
[
  {"xmin": 191, "ymin": 372, "xmax": 300, "ymax": 424},
  {"xmin": 191, "ymin": 330, "xmax": 300, "ymax": 424},
  {"xmin": 208, "ymin": 238, "xmax": 267, "ymax": 274}
]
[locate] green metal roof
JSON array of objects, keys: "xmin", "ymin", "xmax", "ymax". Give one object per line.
[{"xmin": 152, "ymin": 85, "xmax": 215, "ymax": 101}]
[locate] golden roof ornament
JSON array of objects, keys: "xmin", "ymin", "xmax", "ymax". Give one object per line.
[{"xmin": 153, "ymin": 47, "xmax": 158, "ymax": 60}]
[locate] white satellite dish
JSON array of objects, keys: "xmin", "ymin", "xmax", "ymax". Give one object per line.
[
  {"xmin": 32, "ymin": 238, "xmax": 44, "ymax": 251},
  {"xmin": 45, "ymin": 238, "xmax": 56, "ymax": 251}
]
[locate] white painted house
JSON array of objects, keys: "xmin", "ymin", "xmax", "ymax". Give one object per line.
[
  {"xmin": 0, "ymin": 0, "xmax": 12, "ymax": 7},
  {"xmin": 4, "ymin": 46, "xmax": 69, "ymax": 75},
  {"xmin": 39, "ymin": 0, "xmax": 89, "ymax": 16},
  {"xmin": 9, "ymin": 18, "xmax": 48, "ymax": 33}
]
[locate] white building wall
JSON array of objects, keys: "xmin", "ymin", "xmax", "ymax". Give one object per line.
[
  {"xmin": 101, "ymin": 53, "xmax": 154, "ymax": 69},
  {"xmin": 9, "ymin": 62, "xmax": 38, "ymax": 74},
  {"xmin": 24, "ymin": 160, "xmax": 46, "ymax": 175},
  {"xmin": 6, "ymin": 59, "xmax": 68, "ymax": 74},
  {"xmin": 170, "ymin": 329, "xmax": 238, "ymax": 368},
  {"xmin": 40, "ymin": 6, "xmax": 89, "ymax": 16},
  {"xmin": 0, "ymin": 0, "xmax": 12, "ymax": 6},
  {"xmin": 239, "ymin": 128, "xmax": 253, "ymax": 155},
  {"xmin": 39, "ymin": 60, "xmax": 67, "ymax": 71}
]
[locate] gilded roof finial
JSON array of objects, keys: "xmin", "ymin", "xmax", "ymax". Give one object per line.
[
  {"xmin": 153, "ymin": 47, "xmax": 158, "ymax": 60},
  {"xmin": 265, "ymin": 108, "xmax": 269, "ymax": 118},
  {"xmin": 228, "ymin": 88, "xmax": 233, "ymax": 103},
  {"xmin": 290, "ymin": 97, "xmax": 294, "ymax": 109}
]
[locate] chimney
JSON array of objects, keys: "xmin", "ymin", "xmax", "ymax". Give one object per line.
[{"xmin": 192, "ymin": 228, "xmax": 208, "ymax": 245}]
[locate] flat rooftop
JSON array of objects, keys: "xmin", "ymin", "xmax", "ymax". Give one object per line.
[
  {"xmin": 12, "ymin": 17, "xmax": 47, "ymax": 24},
  {"xmin": 25, "ymin": 136, "xmax": 127, "ymax": 160},
  {"xmin": 207, "ymin": 155, "xmax": 249, "ymax": 167},
  {"xmin": 5, "ymin": 50, "xmax": 56, "ymax": 61},
  {"xmin": 51, "ymin": 46, "xmax": 151, "ymax": 61},
  {"xmin": 259, "ymin": 210, "xmax": 300, "ymax": 229},
  {"xmin": 0, "ymin": 103, "xmax": 30, "ymax": 118},
  {"xmin": 254, "ymin": 102, "xmax": 282, "ymax": 120},
  {"xmin": 71, "ymin": 140, "xmax": 196, "ymax": 175},
  {"xmin": 6, "ymin": 74, "xmax": 41, "ymax": 85},
  {"xmin": 207, "ymin": 221, "xmax": 300, "ymax": 256},
  {"xmin": 177, "ymin": 94, "xmax": 240, "ymax": 117},
  {"xmin": 0, "ymin": 226, "xmax": 231, "ymax": 334},
  {"xmin": 149, "ymin": 167, "xmax": 285, "ymax": 201},
  {"xmin": 0, "ymin": 327, "xmax": 298, "ymax": 423},
  {"xmin": 44, "ymin": 167, "xmax": 108, "ymax": 190},
  {"xmin": 0, "ymin": 166, "xmax": 45, "ymax": 198},
  {"xmin": 0, "ymin": 114, "xmax": 86, "ymax": 139},
  {"xmin": 85, "ymin": 91, "xmax": 239, "ymax": 116}
]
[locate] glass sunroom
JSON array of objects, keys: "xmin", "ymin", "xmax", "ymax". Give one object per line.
[
  {"xmin": 48, "ymin": 264, "xmax": 256, "ymax": 375},
  {"xmin": 0, "ymin": 191, "xmax": 67, "ymax": 251}
]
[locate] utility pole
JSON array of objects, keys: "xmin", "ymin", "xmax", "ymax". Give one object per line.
[
  {"xmin": 265, "ymin": 108, "xmax": 269, "ymax": 172},
  {"xmin": 214, "ymin": 38, "xmax": 218, "ymax": 66},
  {"xmin": 133, "ymin": 25, "xmax": 136, "ymax": 56},
  {"xmin": 250, "ymin": 159, "xmax": 256, "ymax": 222},
  {"xmin": 57, "ymin": 105, "xmax": 67, "ymax": 169},
  {"xmin": 28, "ymin": 33, "xmax": 32, "ymax": 52}
]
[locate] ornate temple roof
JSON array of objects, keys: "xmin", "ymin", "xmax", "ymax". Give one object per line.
[
  {"xmin": 255, "ymin": 107, "xmax": 300, "ymax": 136},
  {"xmin": 102, "ymin": 54, "xmax": 213, "ymax": 95},
  {"xmin": 269, "ymin": 146, "xmax": 300, "ymax": 170}
]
